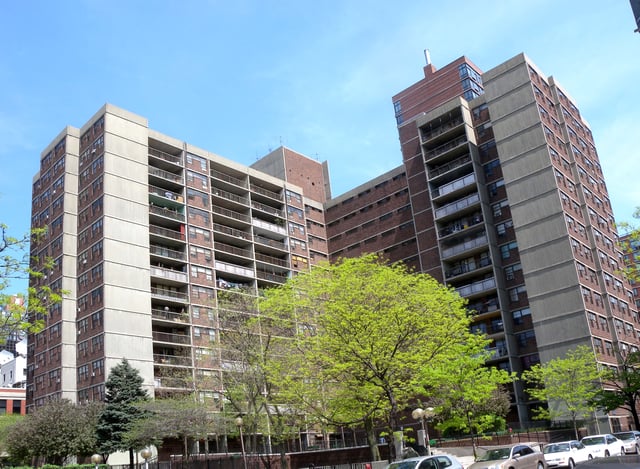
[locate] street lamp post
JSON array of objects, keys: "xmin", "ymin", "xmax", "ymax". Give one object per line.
[
  {"xmin": 412, "ymin": 407, "xmax": 435, "ymax": 456},
  {"xmin": 140, "ymin": 448, "xmax": 152, "ymax": 469},
  {"xmin": 91, "ymin": 453, "xmax": 102, "ymax": 469},
  {"xmin": 235, "ymin": 416, "xmax": 248, "ymax": 469}
]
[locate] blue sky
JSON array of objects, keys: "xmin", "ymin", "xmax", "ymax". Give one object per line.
[{"xmin": 1, "ymin": 1, "xmax": 639, "ymax": 294}]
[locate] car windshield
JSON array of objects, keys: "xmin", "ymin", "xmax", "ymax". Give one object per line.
[
  {"xmin": 477, "ymin": 448, "xmax": 511, "ymax": 461},
  {"xmin": 387, "ymin": 461, "xmax": 419, "ymax": 469},
  {"xmin": 614, "ymin": 433, "xmax": 634, "ymax": 441},
  {"xmin": 582, "ymin": 437, "xmax": 605, "ymax": 446},
  {"xmin": 544, "ymin": 443, "xmax": 570, "ymax": 454}
]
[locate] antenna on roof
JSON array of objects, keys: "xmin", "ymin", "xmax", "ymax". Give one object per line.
[{"xmin": 424, "ymin": 49, "xmax": 431, "ymax": 66}]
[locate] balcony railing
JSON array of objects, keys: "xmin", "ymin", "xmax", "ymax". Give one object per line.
[
  {"xmin": 254, "ymin": 236, "xmax": 287, "ymax": 251},
  {"xmin": 149, "ymin": 184, "xmax": 184, "ymax": 202},
  {"xmin": 441, "ymin": 233, "xmax": 488, "ymax": 259},
  {"xmin": 212, "ymin": 187, "xmax": 249, "ymax": 205},
  {"xmin": 250, "ymin": 184, "xmax": 283, "ymax": 201},
  {"xmin": 429, "ymin": 154, "xmax": 472, "ymax": 179},
  {"xmin": 455, "ymin": 277, "xmax": 496, "ymax": 297},
  {"xmin": 150, "ymin": 245, "xmax": 186, "ymax": 261},
  {"xmin": 421, "ymin": 115, "xmax": 464, "ymax": 142},
  {"xmin": 432, "ymin": 173, "xmax": 476, "ymax": 199},
  {"xmin": 213, "ymin": 223, "xmax": 251, "ymax": 240},
  {"xmin": 215, "ymin": 260, "xmax": 254, "ymax": 278},
  {"xmin": 150, "ymin": 266, "xmax": 188, "ymax": 283},
  {"xmin": 445, "ymin": 257, "xmax": 492, "ymax": 278},
  {"xmin": 253, "ymin": 217, "xmax": 287, "ymax": 235},
  {"xmin": 150, "ymin": 286, "xmax": 188, "ymax": 301},
  {"xmin": 255, "ymin": 252, "xmax": 289, "ymax": 268},
  {"xmin": 152, "ymin": 331, "xmax": 191, "ymax": 345},
  {"xmin": 251, "ymin": 201, "xmax": 284, "ymax": 218},
  {"xmin": 211, "ymin": 206, "xmax": 251, "ymax": 223},
  {"xmin": 154, "ymin": 354, "xmax": 192, "ymax": 366},
  {"xmin": 149, "ymin": 147, "xmax": 183, "ymax": 166},
  {"xmin": 214, "ymin": 241, "xmax": 252, "ymax": 258},
  {"xmin": 434, "ymin": 193, "xmax": 480, "ymax": 219},
  {"xmin": 150, "ymin": 204, "xmax": 185, "ymax": 222},
  {"xmin": 150, "ymin": 225, "xmax": 186, "ymax": 241},
  {"xmin": 425, "ymin": 135, "xmax": 469, "ymax": 160},
  {"xmin": 211, "ymin": 168, "xmax": 246, "ymax": 187},
  {"xmin": 256, "ymin": 270, "xmax": 288, "ymax": 283},
  {"xmin": 149, "ymin": 166, "xmax": 183, "ymax": 183},
  {"xmin": 151, "ymin": 307, "xmax": 189, "ymax": 322}
]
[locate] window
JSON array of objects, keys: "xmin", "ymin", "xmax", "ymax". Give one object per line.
[{"xmin": 500, "ymin": 241, "xmax": 518, "ymax": 259}]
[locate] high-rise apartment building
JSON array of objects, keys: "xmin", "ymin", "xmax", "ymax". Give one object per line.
[
  {"xmin": 29, "ymin": 52, "xmax": 638, "ymax": 432},
  {"xmin": 326, "ymin": 53, "xmax": 639, "ymax": 431},
  {"xmin": 28, "ymin": 105, "xmax": 329, "ymax": 408}
]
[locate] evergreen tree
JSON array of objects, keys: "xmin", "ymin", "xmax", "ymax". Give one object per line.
[{"xmin": 96, "ymin": 358, "xmax": 149, "ymax": 467}]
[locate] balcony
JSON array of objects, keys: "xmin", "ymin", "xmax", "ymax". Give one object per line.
[
  {"xmin": 149, "ymin": 166, "xmax": 183, "ymax": 184},
  {"xmin": 154, "ymin": 354, "xmax": 192, "ymax": 366},
  {"xmin": 431, "ymin": 173, "xmax": 476, "ymax": 201},
  {"xmin": 214, "ymin": 241, "xmax": 252, "ymax": 259},
  {"xmin": 253, "ymin": 217, "xmax": 287, "ymax": 236},
  {"xmin": 252, "ymin": 201, "xmax": 284, "ymax": 218},
  {"xmin": 149, "ymin": 185, "xmax": 184, "ymax": 203},
  {"xmin": 152, "ymin": 307, "xmax": 189, "ymax": 323},
  {"xmin": 150, "ymin": 225, "xmax": 186, "ymax": 242},
  {"xmin": 212, "ymin": 223, "xmax": 251, "ymax": 241},
  {"xmin": 434, "ymin": 192, "xmax": 480, "ymax": 220},
  {"xmin": 440, "ymin": 233, "xmax": 488, "ymax": 259},
  {"xmin": 215, "ymin": 260, "xmax": 254, "ymax": 278},
  {"xmin": 254, "ymin": 236, "xmax": 287, "ymax": 251},
  {"xmin": 149, "ymin": 204, "xmax": 185, "ymax": 222},
  {"xmin": 445, "ymin": 257, "xmax": 492, "ymax": 279},
  {"xmin": 421, "ymin": 115, "xmax": 464, "ymax": 142},
  {"xmin": 455, "ymin": 277, "xmax": 496, "ymax": 298},
  {"xmin": 150, "ymin": 266, "xmax": 188, "ymax": 284},
  {"xmin": 211, "ymin": 206, "xmax": 251, "ymax": 224},
  {"xmin": 150, "ymin": 244, "xmax": 186, "ymax": 261},
  {"xmin": 255, "ymin": 252, "xmax": 289, "ymax": 268},
  {"xmin": 149, "ymin": 147, "xmax": 183, "ymax": 167},
  {"xmin": 150, "ymin": 286, "xmax": 189, "ymax": 302},
  {"xmin": 428, "ymin": 154, "xmax": 472, "ymax": 180},
  {"xmin": 250, "ymin": 184, "xmax": 283, "ymax": 201},
  {"xmin": 152, "ymin": 331, "xmax": 191, "ymax": 345},
  {"xmin": 212, "ymin": 187, "xmax": 249, "ymax": 206},
  {"xmin": 424, "ymin": 135, "xmax": 469, "ymax": 162},
  {"xmin": 211, "ymin": 168, "xmax": 246, "ymax": 188},
  {"xmin": 256, "ymin": 269, "xmax": 289, "ymax": 284}
]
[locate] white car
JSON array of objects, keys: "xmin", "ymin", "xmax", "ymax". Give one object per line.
[
  {"xmin": 543, "ymin": 440, "xmax": 592, "ymax": 468},
  {"xmin": 612, "ymin": 431, "xmax": 640, "ymax": 454},
  {"xmin": 580, "ymin": 434, "xmax": 624, "ymax": 458}
]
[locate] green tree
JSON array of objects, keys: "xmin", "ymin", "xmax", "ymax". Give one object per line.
[
  {"xmin": 260, "ymin": 254, "xmax": 489, "ymax": 461},
  {"xmin": 592, "ymin": 351, "xmax": 640, "ymax": 430},
  {"xmin": 432, "ymin": 351, "xmax": 513, "ymax": 457},
  {"xmin": 4, "ymin": 399, "xmax": 102, "ymax": 465},
  {"xmin": 617, "ymin": 207, "xmax": 639, "ymax": 283},
  {"xmin": 219, "ymin": 291, "xmax": 306, "ymax": 469},
  {"xmin": 0, "ymin": 224, "xmax": 62, "ymax": 342},
  {"xmin": 96, "ymin": 359, "xmax": 149, "ymax": 467},
  {"xmin": 125, "ymin": 397, "xmax": 212, "ymax": 459},
  {"xmin": 522, "ymin": 345, "xmax": 605, "ymax": 439}
]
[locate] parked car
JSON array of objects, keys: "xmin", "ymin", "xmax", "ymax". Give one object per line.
[
  {"xmin": 542, "ymin": 440, "xmax": 593, "ymax": 468},
  {"xmin": 385, "ymin": 454, "xmax": 464, "ymax": 469},
  {"xmin": 580, "ymin": 434, "xmax": 624, "ymax": 458},
  {"xmin": 468, "ymin": 443, "xmax": 546, "ymax": 469},
  {"xmin": 612, "ymin": 431, "xmax": 640, "ymax": 454}
]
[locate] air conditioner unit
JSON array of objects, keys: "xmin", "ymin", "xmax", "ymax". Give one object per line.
[{"xmin": 91, "ymin": 372, "xmax": 96, "ymax": 377}]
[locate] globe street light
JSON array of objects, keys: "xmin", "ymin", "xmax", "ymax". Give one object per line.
[
  {"xmin": 140, "ymin": 448, "xmax": 152, "ymax": 469},
  {"xmin": 91, "ymin": 453, "xmax": 102, "ymax": 469},
  {"xmin": 412, "ymin": 407, "xmax": 435, "ymax": 455},
  {"xmin": 235, "ymin": 416, "xmax": 248, "ymax": 469}
]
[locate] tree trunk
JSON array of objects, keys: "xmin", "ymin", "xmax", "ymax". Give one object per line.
[
  {"xmin": 365, "ymin": 418, "xmax": 381, "ymax": 461},
  {"xmin": 630, "ymin": 402, "xmax": 640, "ymax": 430},
  {"xmin": 129, "ymin": 447, "xmax": 134, "ymax": 469}
]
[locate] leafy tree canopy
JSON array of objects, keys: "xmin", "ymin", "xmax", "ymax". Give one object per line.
[
  {"xmin": 259, "ymin": 254, "xmax": 490, "ymax": 460},
  {"xmin": 522, "ymin": 345, "xmax": 605, "ymax": 439}
]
